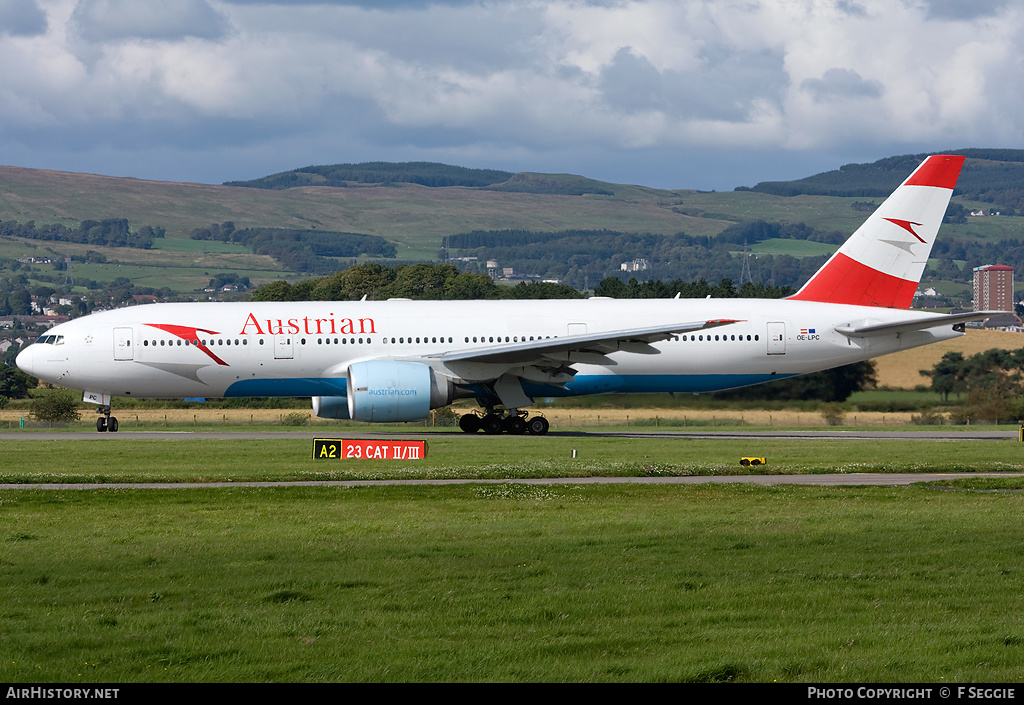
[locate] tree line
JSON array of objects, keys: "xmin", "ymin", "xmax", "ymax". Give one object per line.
[
  {"xmin": 249, "ymin": 262, "xmax": 798, "ymax": 303},
  {"xmin": 931, "ymin": 237, "xmax": 1024, "ymax": 280},
  {"xmin": 250, "ymin": 263, "xmax": 583, "ymax": 302},
  {"xmin": 444, "ymin": 224, "xmax": 838, "ymax": 290},
  {"xmin": 0, "ymin": 218, "xmax": 164, "ymax": 249},
  {"xmin": 922, "ymin": 348, "xmax": 1024, "ymax": 423},
  {"xmin": 190, "ymin": 221, "xmax": 397, "ymax": 273}
]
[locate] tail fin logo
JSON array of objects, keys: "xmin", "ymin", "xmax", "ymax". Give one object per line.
[{"xmin": 883, "ymin": 218, "xmax": 926, "ymax": 243}]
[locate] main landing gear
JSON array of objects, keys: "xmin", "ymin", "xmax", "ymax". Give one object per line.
[
  {"xmin": 96, "ymin": 405, "xmax": 119, "ymax": 433},
  {"xmin": 459, "ymin": 410, "xmax": 549, "ymax": 435}
]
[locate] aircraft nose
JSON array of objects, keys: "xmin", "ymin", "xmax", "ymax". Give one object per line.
[{"xmin": 15, "ymin": 345, "xmax": 35, "ymax": 377}]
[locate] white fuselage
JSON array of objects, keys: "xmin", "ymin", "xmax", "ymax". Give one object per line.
[{"xmin": 17, "ymin": 297, "xmax": 961, "ymax": 403}]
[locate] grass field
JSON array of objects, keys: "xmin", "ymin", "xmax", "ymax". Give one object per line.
[
  {"xmin": 2, "ymin": 475, "xmax": 1024, "ymax": 682},
  {"xmin": 4, "ymin": 434, "xmax": 1024, "ymax": 483},
  {"xmin": 4, "ymin": 433, "xmax": 1024, "ymax": 682}
]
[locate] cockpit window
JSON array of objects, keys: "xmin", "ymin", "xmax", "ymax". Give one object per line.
[{"xmin": 36, "ymin": 335, "xmax": 64, "ymax": 345}]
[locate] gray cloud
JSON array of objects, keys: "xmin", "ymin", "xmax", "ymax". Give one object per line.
[
  {"xmin": 0, "ymin": 0, "xmax": 46, "ymax": 36},
  {"xmin": 71, "ymin": 0, "xmax": 231, "ymax": 41},
  {"xmin": 0, "ymin": 0, "xmax": 1019, "ymax": 191},
  {"xmin": 922, "ymin": 0, "xmax": 1010, "ymax": 20},
  {"xmin": 600, "ymin": 46, "xmax": 787, "ymax": 122},
  {"xmin": 835, "ymin": 1, "xmax": 868, "ymax": 17},
  {"xmin": 800, "ymin": 68, "xmax": 883, "ymax": 103}
]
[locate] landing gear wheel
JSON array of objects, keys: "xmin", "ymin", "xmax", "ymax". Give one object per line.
[
  {"xmin": 480, "ymin": 414, "xmax": 503, "ymax": 435},
  {"xmin": 503, "ymin": 415, "xmax": 528, "ymax": 435},
  {"xmin": 96, "ymin": 405, "xmax": 118, "ymax": 433},
  {"xmin": 526, "ymin": 416, "xmax": 549, "ymax": 435},
  {"xmin": 459, "ymin": 414, "xmax": 481, "ymax": 434}
]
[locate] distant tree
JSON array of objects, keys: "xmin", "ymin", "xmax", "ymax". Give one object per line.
[
  {"xmin": 0, "ymin": 364, "xmax": 35, "ymax": 398},
  {"xmin": 390, "ymin": 263, "xmax": 460, "ymax": 299},
  {"xmin": 30, "ymin": 389, "xmax": 81, "ymax": 423},
  {"xmin": 328, "ymin": 263, "xmax": 398, "ymax": 300},
  {"xmin": 714, "ymin": 360, "xmax": 877, "ymax": 403},
  {"xmin": 922, "ymin": 351, "xmax": 967, "ymax": 401},
  {"xmin": 922, "ymin": 347, "xmax": 1024, "ymax": 422},
  {"xmin": 442, "ymin": 272, "xmax": 501, "ymax": 300},
  {"xmin": 249, "ymin": 280, "xmax": 293, "ymax": 302},
  {"xmin": 593, "ymin": 277, "xmax": 628, "ymax": 298},
  {"xmin": 505, "ymin": 281, "xmax": 584, "ymax": 299}
]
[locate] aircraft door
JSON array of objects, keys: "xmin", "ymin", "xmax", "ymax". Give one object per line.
[
  {"xmin": 114, "ymin": 327, "xmax": 134, "ymax": 361},
  {"xmin": 767, "ymin": 322, "xmax": 786, "ymax": 355},
  {"xmin": 568, "ymin": 323, "xmax": 587, "ymax": 337},
  {"xmin": 274, "ymin": 334, "xmax": 294, "ymax": 359}
]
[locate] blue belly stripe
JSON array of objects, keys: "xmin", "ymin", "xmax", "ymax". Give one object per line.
[
  {"xmin": 555, "ymin": 373, "xmax": 795, "ymax": 395},
  {"xmin": 225, "ymin": 377, "xmax": 347, "ymax": 397},
  {"xmin": 224, "ymin": 373, "xmax": 791, "ymax": 399}
]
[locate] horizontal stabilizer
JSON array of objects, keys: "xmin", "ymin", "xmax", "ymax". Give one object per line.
[{"xmin": 835, "ymin": 311, "xmax": 1009, "ymax": 338}]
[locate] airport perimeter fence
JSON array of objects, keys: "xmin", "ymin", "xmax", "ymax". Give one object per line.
[{"xmin": 0, "ymin": 408, "xmax": 947, "ymax": 430}]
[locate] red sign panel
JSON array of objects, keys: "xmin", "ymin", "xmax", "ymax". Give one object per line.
[{"xmin": 313, "ymin": 438, "xmax": 427, "ymax": 460}]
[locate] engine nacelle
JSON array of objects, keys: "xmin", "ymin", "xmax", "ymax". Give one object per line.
[
  {"xmin": 311, "ymin": 396, "xmax": 350, "ymax": 420},
  {"xmin": 346, "ymin": 360, "xmax": 454, "ymax": 423}
]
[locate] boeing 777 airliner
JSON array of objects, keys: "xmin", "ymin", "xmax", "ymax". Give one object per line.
[{"xmin": 16, "ymin": 155, "xmax": 1000, "ymax": 433}]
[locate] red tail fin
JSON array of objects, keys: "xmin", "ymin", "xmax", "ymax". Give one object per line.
[{"xmin": 788, "ymin": 154, "xmax": 965, "ymax": 308}]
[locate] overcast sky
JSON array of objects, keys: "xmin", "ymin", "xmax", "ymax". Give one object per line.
[{"xmin": 0, "ymin": 0, "xmax": 1020, "ymax": 191}]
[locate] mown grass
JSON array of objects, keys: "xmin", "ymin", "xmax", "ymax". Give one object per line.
[
  {"xmin": 2, "ymin": 482, "xmax": 1024, "ymax": 682},
  {"xmin": 4, "ymin": 433, "xmax": 1024, "ymax": 682},
  {"xmin": 3, "ymin": 435, "xmax": 1024, "ymax": 484}
]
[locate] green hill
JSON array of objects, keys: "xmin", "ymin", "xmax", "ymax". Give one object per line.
[
  {"xmin": 225, "ymin": 161, "xmax": 515, "ymax": 190},
  {"xmin": 746, "ymin": 148, "xmax": 1024, "ymax": 212},
  {"xmin": 1, "ymin": 152, "xmax": 1023, "ymax": 301}
]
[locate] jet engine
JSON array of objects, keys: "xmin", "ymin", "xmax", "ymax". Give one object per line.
[
  {"xmin": 311, "ymin": 396, "xmax": 350, "ymax": 420},
  {"xmin": 346, "ymin": 360, "xmax": 454, "ymax": 423}
]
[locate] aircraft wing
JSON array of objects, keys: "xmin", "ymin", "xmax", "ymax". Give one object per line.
[
  {"xmin": 835, "ymin": 311, "xmax": 1010, "ymax": 338},
  {"xmin": 425, "ymin": 319, "xmax": 741, "ymax": 365}
]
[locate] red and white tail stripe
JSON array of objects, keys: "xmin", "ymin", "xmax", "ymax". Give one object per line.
[{"xmin": 789, "ymin": 154, "xmax": 965, "ymax": 309}]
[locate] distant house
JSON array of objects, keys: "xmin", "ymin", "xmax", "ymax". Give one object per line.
[
  {"xmin": 16, "ymin": 315, "xmax": 69, "ymax": 328},
  {"xmin": 620, "ymin": 259, "xmax": 650, "ymax": 272},
  {"xmin": 983, "ymin": 313, "xmax": 1024, "ymax": 332}
]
